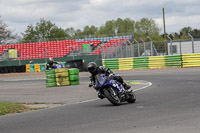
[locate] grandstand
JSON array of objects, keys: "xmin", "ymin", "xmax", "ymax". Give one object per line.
[{"xmin": 0, "ymin": 35, "xmax": 132, "ymax": 60}]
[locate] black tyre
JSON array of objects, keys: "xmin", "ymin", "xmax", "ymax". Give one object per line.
[
  {"xmin": 103, "ymin": 87, "xmax": 121, "ymax": 106},
  {"xmin": 127, "ymin": 92, "xmax": 136, "ymax": 103}
]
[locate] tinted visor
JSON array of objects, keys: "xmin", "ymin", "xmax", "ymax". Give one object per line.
[{"xmin": 88, "ymin": 66, "xmax": 95, "ymax": 73}]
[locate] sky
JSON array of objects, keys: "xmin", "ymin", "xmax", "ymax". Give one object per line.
[{"xmin": 0, "ymin": 0, "xmax": 200, "ymax": 36}]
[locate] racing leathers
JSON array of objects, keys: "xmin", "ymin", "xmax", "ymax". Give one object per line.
[{"xmin": 88, "ymin": 66, "xmax": 131, "ymax": 98}]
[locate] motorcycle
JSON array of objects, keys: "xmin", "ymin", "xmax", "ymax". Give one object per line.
[{"xmin": 93, "ymin": 73, "xmax": 136, "ymax": 106}]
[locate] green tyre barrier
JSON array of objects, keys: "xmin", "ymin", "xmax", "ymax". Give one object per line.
[
  {"xmin": 69, "ymin": 75, "xmax": 79, "ymax": 81},
  {"xmin": 46, "ymin": 70, "xmax": 56, "ymax": 87},
  {"xmin": 46, "ymin": 78, "xmax": 56, "ymax": 83},
  {"xmin": 69, "ymin": 68, "xmax": 79, "ymax": 75},
  {"xmin": 46, "ymin": 70, "xmax": 55, "ymax": 75},
  {"xmin": 70, "ymin": 80, "xmax": 79, "ymax": 85},
  {"xmin": 46, "ymin": 74, "xmax": 56, "ymax": 79},
  {"xmin": 46, "ymin": 82, "xmax": 57, "ymax": 87}
]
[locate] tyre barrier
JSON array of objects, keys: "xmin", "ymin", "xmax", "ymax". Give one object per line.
[
  {"xmin": 46, "ymin": 68, "xmax": 79, "ymax": 87},
  {"xmin": 69, "ymin": 68, "xmax": 79, "ymax": 85},
  {"xmin": 46, "ymin": 69, "xmax": 57, "ymax": 87},
  {"xmin": 0, "ymin": 65, "xmax": 26, "ymax": 74},
  {"xmin": 55, "ymin": 68, "xmax": 70, "ymax": 86}
]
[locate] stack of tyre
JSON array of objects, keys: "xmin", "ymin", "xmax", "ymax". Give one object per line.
[
  {"xmin": 55, "ymin": 68, "xmax": 70, "ymax": 86},
  {"xmin": 46, "ymin": 69, "xmax": 57, "ymax": 87},
  {"xmin": 69, "ymin": 68, "xmax": 79, "ymax": 85}
]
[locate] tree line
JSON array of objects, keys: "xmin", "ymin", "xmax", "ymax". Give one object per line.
[
  {"xmin": 0, "ymin": 15, "xmax": 200, "ymax": 44},
  {"xmin": 22, "ymin": 17, "xmax": 161, "ymax": 41}
]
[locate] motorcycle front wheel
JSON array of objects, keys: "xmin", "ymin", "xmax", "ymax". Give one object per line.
[
  {"xmin": 103, "ymin": 87, "xmax": 121, "ymax": 106},
  {"xmin": 127, "ymin": 92, "xmax": 136, "ymax": 103}
]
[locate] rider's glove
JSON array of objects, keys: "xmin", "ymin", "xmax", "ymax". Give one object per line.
[{"xmin": 89, "ymin": 83, "xmax": 93, "ymax": 87}]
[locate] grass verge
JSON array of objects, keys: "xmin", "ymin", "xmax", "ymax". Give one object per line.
[
  {"xmin": 0, "ymin": 102, "xmax": 33, "ymax": 116},
  {"xmin": 125, "ymin": 80, "xmax": 142, "ymax": 84}
]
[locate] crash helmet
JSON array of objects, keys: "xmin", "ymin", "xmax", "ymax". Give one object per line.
[
  {"xmin": 87, "ymin": 62, "xmax": 97, "ymax": 74},
  {"xmin": 48, "ymin": 57, "xmax": 54, "ymax": 66}
]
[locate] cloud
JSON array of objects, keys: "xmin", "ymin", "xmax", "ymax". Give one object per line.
[{"xmin": 0, "ymin": 0, "xmax": 200, "ymax": 35}]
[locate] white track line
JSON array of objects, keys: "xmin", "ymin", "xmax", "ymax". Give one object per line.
[
  {"xmin": 75, "ymin": 98, "xmax": 100, "ymax": 104},
  {"xmin": 73, "ymin": 81, "xmax": 152, "ymax": 105},
  {"xmin": 133, "ymin": 81, "xmax": 152, "ymax": 92}
]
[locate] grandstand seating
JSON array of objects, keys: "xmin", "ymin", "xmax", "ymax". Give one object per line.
[
  {"xmin": 0, "ymin": 35, "xmax": 132, "ymax": 60},
  {"xmin": 90, "ymin": 38, "xmax": 130, "ymax": 55}
]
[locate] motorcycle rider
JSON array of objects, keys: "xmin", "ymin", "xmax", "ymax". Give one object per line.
[
  {"xmin": 46, "ymin": 59, "xmax": 54, "ymax": 70},
  {"xmin": 46, "ymin": 58, "xmax": 63, "ymax": 70},
  {"xmin": 88, "ymin": 62, "xmax": 131, "ymax": 99}
]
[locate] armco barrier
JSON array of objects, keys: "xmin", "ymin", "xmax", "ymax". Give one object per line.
[
  {"xmin": 148, "ymin": 56, "xmax": 165, "ymax": 69},
  {"xmin": 182, "ymin": 53, "xmax": 200, "ymax": 67},
  {"xmin": 103, "ymin": 54, "xmax": 185, "ymax": 70},
  {"xmin": 118, "ymin": 58, "xmax": 133, "ymax": 70},
  {"xmin": 133, "ymin": 57, "xmax": 149, "ymax": 69},
  {"xmin": 165, "ymin": 55, "xmax": 182, "ymax": 68},
  {"xmin": 2, "ymin": 54, "xmax": 200, "ymax": 74},
  {"xmin": 102, "ymin": 59, "xmax": 119, "ymax": 70}
]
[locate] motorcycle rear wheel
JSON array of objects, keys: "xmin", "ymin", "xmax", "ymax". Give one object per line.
[{"xmin": 104, "ymin": 87, "xmax": 121, "ymax": 106}]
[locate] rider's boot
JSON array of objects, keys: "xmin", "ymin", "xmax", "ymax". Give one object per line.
[
  {"xmin": 123, "ymin": 83, "xmax": 132, "ymax": 93},
  {"xmin": 98, "ymin": 92, "xmax": 105, "ymax": 99}
]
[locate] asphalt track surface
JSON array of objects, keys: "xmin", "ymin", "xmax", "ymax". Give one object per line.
[{"xmin": 0, "ymin": 68, "xmax": 200, "ymax": 133}]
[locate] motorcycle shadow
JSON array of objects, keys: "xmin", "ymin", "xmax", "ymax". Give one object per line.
[{"xmin": 96, "ymin": 100, "xmax": 134, "ymax": 107}]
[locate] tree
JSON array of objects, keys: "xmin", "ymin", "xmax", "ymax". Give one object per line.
[
  {"xmin": 180, "ymin": 27, "xmax": 192, "ymax": 36},
  {"xmin": 50, "ymin": 28, "xmax": 68, "ymax": 39},
  {"xmin": 113, "ymin": 18, "xmax": 123, "ymax": 35},
  {"xmin": 0, "ymin": 16, "xmax": 16, "ymax": 44},
  {"xmin": 22, "ymin": 19, "xmax": 68, "ymax": 41},
  {"xmin": 65, "ymin": 27, "xmax": 76, "ymax": 38},
  {"xmin": 74, "ymin": 29, "xmax": 83, "ymax": 38},
  {"xmin": 82, "ymin": 25, "xmax": 98, "ymax": 37},
  {"xmin": 122, "ymin": 18, "xmax": 135, "ymax": 33},
  {"xmin": 98, "ymin": 20, "xmax": 115, "ymax": 35},
  {"xmin": 135, "ymin": 18, "xmax": 160, "ymax": 36},
  {"xmin": 191, "ymin": 29, "xmax": 200, "ymax": 38},
  {"xmin": 97, "ymin": 18, "xmax": 135, "ymax": 36}
]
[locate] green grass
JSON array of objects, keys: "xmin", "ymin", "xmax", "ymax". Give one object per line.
[
  {"xmin": 0, "ymin": 102, "xmax": 30, "ymax": 116},
  {"xmin": 125, "ymin": 80, "xmax": 142, "ymax": 84}
]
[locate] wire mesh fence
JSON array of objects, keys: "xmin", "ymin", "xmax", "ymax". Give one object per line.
[{"xmin": 102, "ymin": 38, "xmax": 200, "ymax": 59}]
